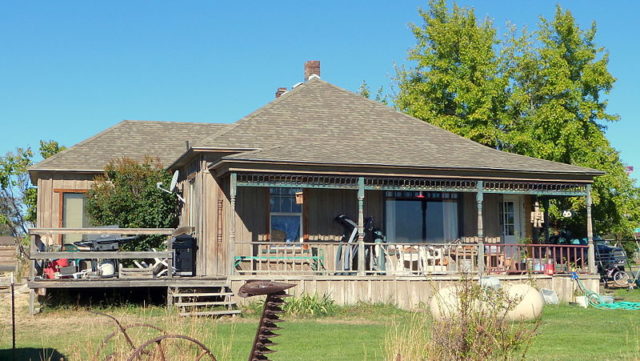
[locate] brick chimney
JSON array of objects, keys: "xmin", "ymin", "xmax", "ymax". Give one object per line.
[
  {"xmin": 304, "ymin": 60, "xmax": 320, "ymax": 81},
  {"xmin": 275, "ymin": 87, "xmax": 287, "ymax": 98}
]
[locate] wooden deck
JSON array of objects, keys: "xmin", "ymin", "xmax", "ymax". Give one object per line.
[{"xmin": 28, "ymin": 276, "xmax": 227, "ymax": 289}]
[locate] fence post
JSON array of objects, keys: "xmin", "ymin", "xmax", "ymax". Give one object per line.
[
  {"xmin": 357, "ymin": 177, "xmax": 365, "ymax": 276},
  {"xmin": 476, "ymin": 181, "xmax": 485, "ymax": 275},
  {"xmin": 586, "ymin": 184, "xmax": 596, "ymax": 274},
  {"xmin": 167, "ymin": 236, "xmax": 173, "ymax": 279}
]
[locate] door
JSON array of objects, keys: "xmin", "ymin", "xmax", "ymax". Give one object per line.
[{"xmin": 500, "ymin": 195, "xmax": 523, "ymax": 246}]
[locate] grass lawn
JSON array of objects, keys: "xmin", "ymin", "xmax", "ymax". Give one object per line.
[{"xmin": 1, "ymin": 289, "xmax": 639, "ymax": 360}]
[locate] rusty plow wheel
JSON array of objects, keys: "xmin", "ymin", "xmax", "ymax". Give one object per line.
[
  {"xmin": 125, "ymin": 335, "xmax": 217, "ymax": 361},
  {"xmin": 95, "ymin": 323, "xmax": 167, "ymax": 361}
]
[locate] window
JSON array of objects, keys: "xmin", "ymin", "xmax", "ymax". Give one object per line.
[
  {"xmin": 61, "ymin": 192, "xmax": 90, "ymax": 244},
  {"xmin": 269, "ymin": 188, "xmax": 302, "ymax": 243},
  {"xmin": 384, "ymin": 191, "xmax": 459, "ymax": 243},
  {"xmin": 188, "ymin": 179, "xmax": 195, "ymax": 227}
]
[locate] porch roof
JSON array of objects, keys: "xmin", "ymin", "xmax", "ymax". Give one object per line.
[{"xmin": 199, "ymin": 77, "xmax": 603, "ymax": 179}]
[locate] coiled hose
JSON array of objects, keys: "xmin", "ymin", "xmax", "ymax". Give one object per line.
[{"xmin": 571, "ymin": 272, "xmax": 640, "ymax": 310}]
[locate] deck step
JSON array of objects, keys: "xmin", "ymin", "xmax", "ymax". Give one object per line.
[
  {"xmin": 179, "ymin": 310, "xmax": 241, "ymax": 317},
  {"xmin": 172, "ymin": 292, "xmax": 233, "ymax": 297},
  {"xmin": 175, "ymin": 301, "xmax": 233, "ymax": 307},
  {"xmin": 169, "ymin": 285, "xmax": 239, "ymax": 317}
]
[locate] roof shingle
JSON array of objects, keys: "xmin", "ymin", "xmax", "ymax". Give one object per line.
[
  {"xmin": 30, "ymin": 120, "xmax": 229, "ymax": 171},
  {"xmin": 197, "ymin": 78, "xmax": 601, "ymax": 176}
]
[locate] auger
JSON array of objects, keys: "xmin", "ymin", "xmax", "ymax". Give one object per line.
[{"xmin": 238, "ymin": 280, "xmax": 296, "ymax": 361}]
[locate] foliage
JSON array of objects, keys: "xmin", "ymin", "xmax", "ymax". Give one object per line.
[
  {"xmin": 282, "ymin": 293, "xmax": 337, "ymax": 317},
  {"xmin": 396, "ymin": 0, "xmax": 508, "ymax": 148},
  {"xmin": 358, "ymin": 80, "xmax": 389, "ymax": 104},
  {"xmin": 86, "ymin": 157, "xmax": 179, "ymax": 251},
  {"xmin": 0, "ymin": 140, "xmax": 65, "ymax": 237},
  {"xmin": 396, "ymin": 1, "xmax": 639, "ymax": 238},
  {"xmin": 386, "ymin": 279, "xmax": 539, "ymax": 361}
]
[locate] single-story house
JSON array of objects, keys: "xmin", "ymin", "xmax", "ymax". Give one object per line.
[{"xmin": 27, "ymin": 61, "xmax": 601, "ymax": 311}]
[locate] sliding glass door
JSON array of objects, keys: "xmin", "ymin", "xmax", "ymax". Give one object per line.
[{"xmin": 385, "ymin": 192, "xmax": 459, "ymax": 243}]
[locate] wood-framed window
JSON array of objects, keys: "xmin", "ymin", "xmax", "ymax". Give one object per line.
[
  {"xmin": 269, "ymin": 188, "xmax": 302, "ymax": 243},
  {"xmin": 54, "ymin": 189, "xmax": 89, "ymax": 244}
]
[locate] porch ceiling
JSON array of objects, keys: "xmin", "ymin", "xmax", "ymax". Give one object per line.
[{"xmin": 234, "ymin": 172, "xmax": 588, "ymax": 197}]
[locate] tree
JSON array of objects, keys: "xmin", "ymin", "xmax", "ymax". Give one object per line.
[
  {"xmin": 86, "ymin": 157, "xmax": 179, "ymax": 251},
  {"xmin": 0, "ymin": 140, "xmax": 65, "ymax": 237},
  {"xmin": 396, "ymin": 2, "xmax": 640, "ymax": 238},
  {"xmin": 358, "ymin": 80, "xmax": 389, "ymax": 105},
  {"xmin": 505, "ymin": 7, "xmax": 639, "ymax": 238},
  {"xmin": 396, "ymin": 0, "xmax": 508, "ymax": 148}
]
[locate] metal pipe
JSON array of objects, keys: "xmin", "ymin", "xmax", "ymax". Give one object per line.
[{"xmin": 11, "ymin": 272, "xmax": 15, "ymax": 360}]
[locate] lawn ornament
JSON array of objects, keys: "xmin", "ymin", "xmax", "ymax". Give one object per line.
[{"xmin": 239, "ymin": 280, "xmax": 296, "ymax": 361}]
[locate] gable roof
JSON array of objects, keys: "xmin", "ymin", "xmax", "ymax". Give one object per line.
[
  {"xmin": 198, "ymin": 77, "xmax": 602, "ymax": 177},
  {"xmin": 30, "ymin": 120, "xmax": 229, "ymax": 172}
]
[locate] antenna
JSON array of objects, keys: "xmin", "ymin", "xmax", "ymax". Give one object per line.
[{"xmin": 157, "ymin": 170, "xmax": 185, "ymax": 203}]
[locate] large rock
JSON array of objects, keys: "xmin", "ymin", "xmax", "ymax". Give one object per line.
[{"xmin": 429, "ymin": 284, "xmax": 544, "ymax": 321}]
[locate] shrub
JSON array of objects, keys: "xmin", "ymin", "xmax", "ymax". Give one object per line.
[
  {"xmin": 86, "ymin": 157, "xmax": 179, "ymax": 251},
  {"xmin": 282, "ymin": 293, "xmax": 337, "ymax": 318},
  {"xmin": 386, "ymin": 278, "xmax": 540, "ymax": 361}
]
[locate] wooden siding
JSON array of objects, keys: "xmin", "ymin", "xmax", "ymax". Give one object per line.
[
  {"xmin": 230, "ymin": 275, "xmax": 599, "ymax": 309},
  {"xmin": 36, "ymin": 173, "xmax": 96, "ymax": 244}
]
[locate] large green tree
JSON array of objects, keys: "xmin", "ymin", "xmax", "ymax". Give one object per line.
[
  {"xmin": 86, "ymin": 157, "xmax": 179, "ymax": 251},
  {"xmin": 0, "ymin": 140, "xmax": 66, "ymax": 237},
  {"xmin": 396, "ymin": 0, "xmax": 508, "ymax": 148},
  {"xmin": 396, "ymin": 1, "xmax": 639, "ymax": 238}
]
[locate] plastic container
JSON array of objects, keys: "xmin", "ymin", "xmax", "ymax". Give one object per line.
[{"xmin": 575, "ymin": 296, "xmax": 589, "ymax": 308}]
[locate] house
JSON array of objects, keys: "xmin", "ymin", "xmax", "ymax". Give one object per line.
[{"xmin": 27, "ymin": 61, "xmax": 602, "ymax": 311}]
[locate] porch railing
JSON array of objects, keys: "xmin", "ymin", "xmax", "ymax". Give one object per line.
[
  {"xmin": 28, "ymin": 228, "xmax": 176, "ymax": 281},
  {"xmin": 233, "ymin": 241, "xmax": 588, "ymax": 276}
]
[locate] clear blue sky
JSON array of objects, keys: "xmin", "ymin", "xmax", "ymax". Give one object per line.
[{"xmin": 1, "ymin": 1, "xmax": 638, "ymax": 178}]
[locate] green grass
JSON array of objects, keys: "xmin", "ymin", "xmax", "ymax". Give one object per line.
[{"xmin": 2, "ymin": 292, "xmax": 640, "ymax": 360}]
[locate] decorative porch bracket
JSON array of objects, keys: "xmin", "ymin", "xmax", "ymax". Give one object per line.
[
  {"xmin": 357, "ymin": 177, "xmax": 365, "ymax": 276},
  {"xmin": 235, "ymin": 173, "xmax": 588, "ymax": 197},
  {"xmin": 476, "ymin": 181, "xmax": 485, "ymax": 275}
]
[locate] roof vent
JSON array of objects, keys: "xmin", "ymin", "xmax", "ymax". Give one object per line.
[
  {"xmin": 304, "ymin": 60, "xmax": 320, "ymax": 81},
  {"xmin": 275, "ymin": 87, "xmax": 287, "ymax": 98}
]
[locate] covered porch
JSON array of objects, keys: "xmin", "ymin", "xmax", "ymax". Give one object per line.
[{"xmin": 228, "ymin": 172, "xmax": 597, "ymax": 278}]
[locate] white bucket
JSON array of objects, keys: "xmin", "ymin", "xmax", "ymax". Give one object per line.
[{"xmin": 575, "ymin": 296, "xmax": 589, "ymax": 308}]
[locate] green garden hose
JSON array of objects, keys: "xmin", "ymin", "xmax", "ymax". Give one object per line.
[{"xmin": 571, "ymin": 272, "xmax": 640, "ymax": 310}]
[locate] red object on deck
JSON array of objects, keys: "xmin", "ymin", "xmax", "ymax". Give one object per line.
[{"xmin": 544, "ymin": 263, "xmax": 555, "ymax": 275}]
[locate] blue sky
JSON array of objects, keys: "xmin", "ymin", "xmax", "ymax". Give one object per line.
[{"xmin": 1, "ymin": 1, "xmax": 638, "ymax": 178}]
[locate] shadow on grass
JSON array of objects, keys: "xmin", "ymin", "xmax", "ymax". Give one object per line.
[{"xmin": 0, "ymin": 348, "xmax": 67, "ymax": 361}]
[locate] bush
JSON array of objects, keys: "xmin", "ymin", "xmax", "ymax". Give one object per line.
[
  {"xmin": 386, "ymin": 278, "xmax": 540, "ymax": 361},
  {"xmin": 86, "ymin": 157, "xmax": 179, "ymax": 251}
]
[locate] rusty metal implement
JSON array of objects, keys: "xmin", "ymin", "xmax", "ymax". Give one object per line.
[{"xmin": 239, "ymin": 281, "xmax": 296, "ymax": 361}]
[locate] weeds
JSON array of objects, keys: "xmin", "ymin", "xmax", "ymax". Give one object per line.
[{"xmin": 386, "ymin": 277, "xmax": 540, "ymax": 361}]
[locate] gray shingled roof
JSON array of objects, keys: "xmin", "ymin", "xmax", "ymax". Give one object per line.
[
  {"xmin": 30, "ymin": 120, "xmax": 229, "ymax": 171},
  {"xmin": 196, "ymin": 77, "xmax": 602, "ymax": 176}
]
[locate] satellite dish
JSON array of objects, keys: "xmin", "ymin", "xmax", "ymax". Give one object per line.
[
  {"xmin": 169, "ymin": 170, "xmax": 179, "ymax": 192},
  {"xmin": 156, "ymin": 170, "xmax": 185, "ymax": 203}
]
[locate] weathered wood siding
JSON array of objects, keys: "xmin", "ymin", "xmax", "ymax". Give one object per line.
[
  {"xmin": 36, "ymin": 172, "xmax": 97, "ymax": 244},
  {"xmin": 230, "ymin": 274, "xmax": 599, "ymax": 309}
]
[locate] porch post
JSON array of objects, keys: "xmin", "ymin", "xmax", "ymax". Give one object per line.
[
  {"xmin": 586, "ymin": 184, "xmax": 596, "ymax": 274},
  {"xmin": 229, "ymin": 172, "xmax": 237, "ymax": 276},
  {"xmin": 357, "ymin": 177, "xmax": 365, "ymax": 276},
  {"xmin": 476, "ymin": 181, "xmax": 485, "ymax": 275}
]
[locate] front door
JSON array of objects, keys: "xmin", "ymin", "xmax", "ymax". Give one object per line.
[{"xmin": 500, "ymin": 195, "xmax": 522, "ymax": 246}]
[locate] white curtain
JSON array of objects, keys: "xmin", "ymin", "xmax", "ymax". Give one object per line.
[{"xmin": 442, "ymin": 201, "xmax": 458, "ymax": 242}]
